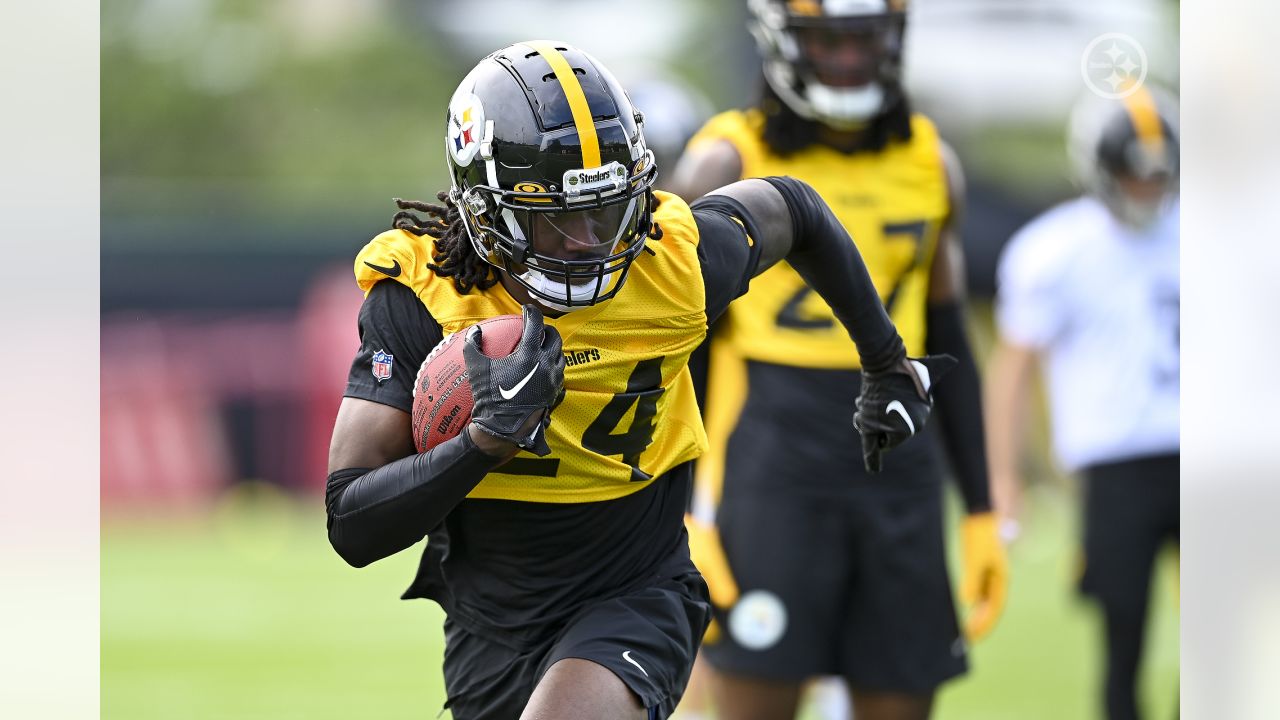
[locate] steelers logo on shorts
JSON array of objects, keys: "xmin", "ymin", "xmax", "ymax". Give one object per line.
[{"xmin": 728, "ymin": 589, "xmax": 787, "ymax": 650}]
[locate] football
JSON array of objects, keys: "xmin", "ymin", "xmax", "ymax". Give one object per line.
[{"xmin": 411, "ymin": 314, "xmax": 525, "ymax": 452}]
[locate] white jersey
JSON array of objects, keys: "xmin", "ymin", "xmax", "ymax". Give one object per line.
[{"xmin": 996, "ymin": 195, "xmax": 1179, "ymax": 471}]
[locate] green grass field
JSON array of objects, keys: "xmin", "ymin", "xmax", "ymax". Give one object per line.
[{"xmin": 102, "ymin": 482, "xmax": 1178, "ymax": 719}]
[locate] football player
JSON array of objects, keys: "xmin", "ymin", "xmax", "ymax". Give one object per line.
[
  {"xmin": 668, "ymin": 2, "xmax": 1007, "ymax": 719},
  {"xmin": 986, "ymin": 84, "xmax": 1179, "ymax": 720},
  {"xmin": 324, "ymin": 41, "xmax": 951, "ymax": 720}
]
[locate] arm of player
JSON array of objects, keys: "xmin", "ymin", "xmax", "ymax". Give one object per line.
[
  {"xmin": 325, "ymin": 299, "xmax": 563, "ymax": 569},
  {"xmin": 987, "ymin": 214, "xmax": 1065, "ymax": 532},
  {"xmin": 927, "ymin": 141, "xmax": 993, "ymax": 514},
  {"xmin": 666, "ymin": 138, "xmax": 743, "ymax": 202},
  {"xmin": 708, "ymin": 177, "xmax": 906, "ymax": 370},
  {"xmin": 325, "ymin": 401, "xmax": 508, "ymax": 568},
  {"xmin": 704, "ymin": 176, "xmax": 955, "ymax": 472},
  {"xmin": 926, "ymin": 142, "xmax": 1007, "ymax": 641},
  {"xmin": 983, "ymin": 339, "xmax": 1039, "ymax": 527},
  {"xmin": 928, "ymin": 257, "xmax": 994, "ymax": 511}
]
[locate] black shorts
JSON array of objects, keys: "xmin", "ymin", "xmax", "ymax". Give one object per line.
[
  {"xmin": 704, "ymin": 479, "xmax": 967, "ymax": 693},
  {"xmin": 702, "ymin": 362, "xmax": 966, "ymax": 692},
  {"xmin": 440, "ymin": 558, "xmax": 711, "ymax": 720},
  {"xmin": 1079, "ymin": 452, "xmax": 1180, "ymax": 606}
]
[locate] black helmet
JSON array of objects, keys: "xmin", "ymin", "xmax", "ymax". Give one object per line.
[
  {"xmin": 444, "ymin": 41, "xmax": 657, "ymax": 312},
  {"xmin": 1068, "ymin": 85, "xmax": 1179, "ymax": 227},
  {"xmin": 748, "ymin": 0, "xmax": 907, "ymax": 128}
]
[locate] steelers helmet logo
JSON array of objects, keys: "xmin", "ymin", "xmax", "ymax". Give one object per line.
[
  {"xmin": 447, "ymin": 92, "xmax": 485, "ymax": 167},
  {"xmin": 728, "ymin": 590, "xmax": 788, "ymax": 650}
]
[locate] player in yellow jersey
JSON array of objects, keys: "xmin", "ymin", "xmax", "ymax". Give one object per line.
[
  {"xmin": 668, "ymin": 3, "xmax": 1008, "ymax": 719},
  {"xmin": 323, "ymin": 42, "xmax": 952, "ymax": 720}
]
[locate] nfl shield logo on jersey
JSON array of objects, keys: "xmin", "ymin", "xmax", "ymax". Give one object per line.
[{"xmin": 371, "ymin": 349, "xmax": 394, "ymax": 382}]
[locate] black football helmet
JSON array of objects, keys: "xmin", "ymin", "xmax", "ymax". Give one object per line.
[
  {"xmin": 444, "ymin": 41, "xmax": 657, "ymax": 312},
  {"xmin": 1068, "ymin": 84, "xmax": 1179, "ymax": 228},
  {"xmin": 748, "ymin": 0, "xmax": 908, "ymax": 128}
]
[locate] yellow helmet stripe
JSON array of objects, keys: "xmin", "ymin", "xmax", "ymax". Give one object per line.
[
  {"xmin": 526, "ymin": 41, "xmax": 601, "ymax": 169},
  {"xmin": 788, "ymin": 0, "xmax": 821, "ymax": 16},
  {"xmin": 1122, "ymin": 86, "xmax": 1166, "ymax": 157}
]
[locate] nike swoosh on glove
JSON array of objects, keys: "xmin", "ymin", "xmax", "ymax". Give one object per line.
[
  {"xmin": 464, "ymin": 305, "xmax": 566, "ymax": 456},
  {"xmin": 960, "ymin": 512, "xmax": 1010, "ymax": 642},
  {"xmin": 685, "ymin": 513, "xmax": 740, "ymax": 644},
  {"xmin": 853, "ymin": 354, "xmax": 957, "ymax": 473}
]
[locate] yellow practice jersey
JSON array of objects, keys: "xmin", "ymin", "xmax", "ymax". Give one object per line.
[
  {"xmin": 687, "ymin": 109, "xmax": 949, "ymax": 368},
  {"xmin": 352, "ymin": 191, "xmax": 710, "ymax": 504}
]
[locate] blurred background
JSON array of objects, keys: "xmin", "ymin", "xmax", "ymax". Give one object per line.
[{"xmin": 101, "ymin": 0, "xmax": 1179, "ymax": 718}]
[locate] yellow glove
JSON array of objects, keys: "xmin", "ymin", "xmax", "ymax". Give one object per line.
[
  {"xmin": 959, "ymin": 512, "xmax": 1009, "ymax": 642},
  {"xmin": 685, "ymin": 513, "xmax": 740, "ymax": 644}
]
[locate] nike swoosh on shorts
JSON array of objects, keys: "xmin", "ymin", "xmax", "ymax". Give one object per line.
[{"xmin": 622, "ymin": 650, "xmax": 649, "ymax": 677}]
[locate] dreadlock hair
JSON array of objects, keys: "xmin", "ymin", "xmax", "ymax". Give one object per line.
[
  {"xmin": 759, "ymin": 75, "xmax": 913, "ymax": 156},
  {"xmin": 391, "ymin": 192, "xmax": 498, "ymax": 294},
  {"xmin": 646, "ymin": 193, "xmax": 665, "ymax": 245},
  {"xmin": 390, "ymin": 192, "xmax": 666, "ymax": 295}
]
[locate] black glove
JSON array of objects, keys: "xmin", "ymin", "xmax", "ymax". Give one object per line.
[
  {"xmin": 854, "ymin": 354, "xmax": 957, "ymax": 473},
  {"xmin": 463, "ymin": 305, "xmax": 566, "ymax": 457}
]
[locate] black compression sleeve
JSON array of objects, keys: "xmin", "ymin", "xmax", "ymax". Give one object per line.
[
  {"xmin": 926, "ymin": 301, "xmax": 992, "ymax": 513},
  {"xmin": 691, "ymin": 194, "xmax": 764, "ymax": 323},
  {"xmin": 762, "ymin": 176, "xmax": 905, "ymax": 373},
  {"xmin": 324, "ymin": 429, "xmax": 504, "ymax": 568}
]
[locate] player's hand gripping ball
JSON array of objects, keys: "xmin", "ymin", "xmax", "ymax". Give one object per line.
[
  {"xmin": 411, "ymin": 315, "xmax": 524, "ymax": 452},
  {"xmin": 411, "ymin": 306, "xmax": 565, "ymax": 455}
]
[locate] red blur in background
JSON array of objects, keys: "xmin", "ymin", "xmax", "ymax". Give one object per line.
[{"xmin": 101, "ymin": 266, "xmax": 362, "ymax": 507}]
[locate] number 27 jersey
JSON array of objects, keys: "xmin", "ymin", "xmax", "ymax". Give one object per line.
[{"xmin": 688, "ymin": 109, "xmax": 950, "ymax": 368}]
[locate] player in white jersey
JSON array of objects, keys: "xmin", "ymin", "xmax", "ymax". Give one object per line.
[{"xmin": 986, "ymin": 84, "xmax": 1179, "ymax": 720}]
